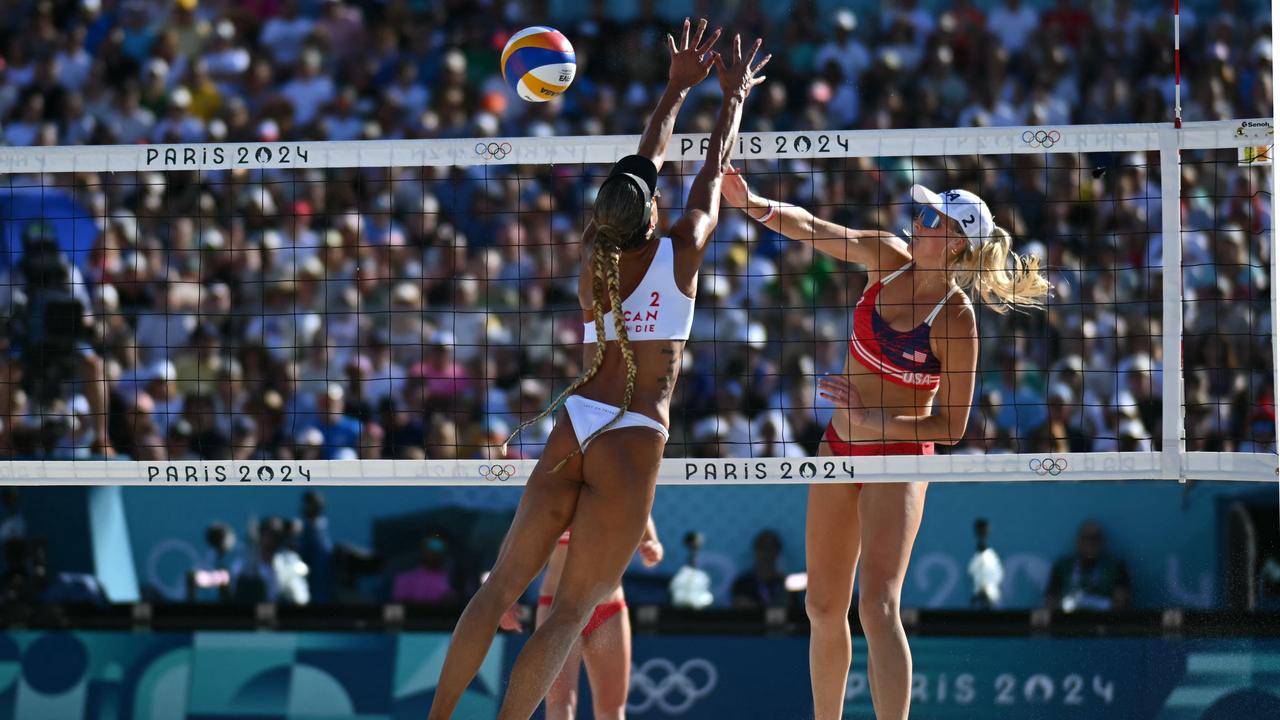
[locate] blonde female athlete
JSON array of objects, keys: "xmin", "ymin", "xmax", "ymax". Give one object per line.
[
  {"xmin": 536, "ymin": 519, "xmax": 662, "ymax": 720},
  {"xmin": 723, "ymin": 175, "xmax": 1048, "ymax": 719},
  {"xmin": 427, "ymin": 20, "xmax": 769, "ymax": 720}
]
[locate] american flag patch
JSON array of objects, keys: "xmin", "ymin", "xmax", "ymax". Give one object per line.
[{"xmin": 903, "ymin": 350, "xmax": 928, "ymax": 363}]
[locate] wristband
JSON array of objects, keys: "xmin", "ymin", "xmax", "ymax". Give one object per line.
[{"xmin": 756, "ymin": 203, "xmax": 777, "ymax": 224}]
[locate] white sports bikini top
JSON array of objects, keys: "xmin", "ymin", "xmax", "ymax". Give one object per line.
[{"xmin": 583, "ymin": 237, "xmax": 696, "ymax": 343}]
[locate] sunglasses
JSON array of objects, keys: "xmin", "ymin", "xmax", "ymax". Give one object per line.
[{"xmin": 915, "ymin": 205, "xmax": 945, "ymax": 230}]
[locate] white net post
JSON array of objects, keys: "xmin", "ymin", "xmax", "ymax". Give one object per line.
[{"xmin": 1159, "ymin": 128, "xmax": 1185, "ymax": 481}]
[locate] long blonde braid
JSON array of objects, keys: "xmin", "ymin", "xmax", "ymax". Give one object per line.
[
  {"xmin": 570, "ymin": 246, "xmax": 638, "ymax": 450},
  {"xmin": 502, "ymin": 224, "xmax": 633, "ymax": 470}
]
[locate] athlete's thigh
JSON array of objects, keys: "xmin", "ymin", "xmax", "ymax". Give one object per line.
[
  {"xmin": 555, "ymin": 427, "xmax": 662, "ymax": 606},
  {"xmin": 856, "ymin": 482, "xmax": 927, "ymax": 587},
  {"xmin": 488, "ymin": 416, "xmax": 585, "ymax": 589},
  {"xmin": 806, "ymin": 481, "xmax": 863, "ymax": 610}
]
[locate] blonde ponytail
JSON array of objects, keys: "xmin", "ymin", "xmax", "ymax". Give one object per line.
[{"xmin": 950, "ymin": 226, "xmax": 1050, "ymax": 313}]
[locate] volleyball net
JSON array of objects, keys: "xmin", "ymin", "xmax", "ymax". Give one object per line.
[{"xmin": 0, "ymin": 118, "xmax": 1274, "ymax": 485}]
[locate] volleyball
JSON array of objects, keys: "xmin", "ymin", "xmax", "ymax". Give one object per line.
[{"xmin": 501, "ymin": 26, "xmax": 576, "ymax": 103}]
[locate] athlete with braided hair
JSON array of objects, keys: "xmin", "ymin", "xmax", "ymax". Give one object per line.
[{"xmin": 427, "ymin": 19, "xmax": 769, "ymax": 720}]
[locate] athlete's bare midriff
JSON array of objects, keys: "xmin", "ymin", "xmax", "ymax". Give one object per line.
[
  {"xmin": 826, "ymin": 352, "xmax": 938, "ymax": 444},
  {"xmin": 576, "ymin": 338, "xmax": 684, "ymax": 428}
]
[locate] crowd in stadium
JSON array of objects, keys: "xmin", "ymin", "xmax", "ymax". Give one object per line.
[{"xmin": 0, "ymin": 0, "xmax": 1273, "ymax": 466}]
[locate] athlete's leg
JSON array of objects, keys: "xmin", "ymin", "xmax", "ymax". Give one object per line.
[
  {"xmin": 427, "ymin": 419, "xmax": 584, "ymax": 720},
  {"xmin": 856, "ymin": 482, "xmax": 927, "ymax": 720},
  {"xmin": 805, "ymin": 482, "xmax": 862, "ymax": 720},
  {"xmin": 581, "ymin": 600, "xmax": 631, "ymax": 720},
  {"xmin": 496, "ymin": 427, "xmax": 662, "ymax": 720}
]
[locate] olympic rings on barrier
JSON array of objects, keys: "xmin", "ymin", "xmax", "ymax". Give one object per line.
[
  {"xmin": 1022, "ymin": 129, "xmax": 1062, "ymax": 149},
  {"xmin": 627, "ymin": 658, "xmax": 718, "ymax": 715},
  {"xmin": 478, "ymin": 464, "xmax": 517, "ymax": 481},
  {"xmin": 474, "ymin": 142, "xmax": 513, "ymax": 160},
  {"xmin": 1029, "ymin": 457, "xmax": 1069, "ymax": 476}
]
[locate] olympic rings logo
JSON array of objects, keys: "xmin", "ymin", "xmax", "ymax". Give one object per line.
[
  {"xmin": 627, "ymin": 658, "xmax": 718, "ymax": 715},
  {"xmin": 1029, "ymin": 457, "xmax": 1069, "ymax": 476},
  {"xmin": 478, "ymin": 464, "xmax": 517, "ymax": 481},
  {"xmin": 475, "ymin": 141, "xmax": 513, "ymax": 160},
  {"xmin": 1022, "ymin": 129, "xmax": 1062, "ymax": 149}
]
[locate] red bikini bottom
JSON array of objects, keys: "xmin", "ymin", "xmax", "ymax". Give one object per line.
[
  {"xmin": 538, "ymin": 596, "xmax": 627, "ymax": 638},
  {"xmin": 823, "ymin": 423, "xmax": 935, "ymax": 456},
  {"xmin": 823, "ymin": 423, "xmax": 934, "ymax": 487}
]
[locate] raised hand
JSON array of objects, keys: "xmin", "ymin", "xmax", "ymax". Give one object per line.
[
  {"xmin": 714, "ymin": 34, "xmax": 770, "ymax": 100},
  {"xmin": 638, "ymin": 539, "xmax": 664, "ymax": 567},
  {"xmin": 498, "ymin": 604, "xmax": 527, "ymax": 632},
  {"xmin": 720, "ymin": 165, "xmax": 750, "ymax": 207},
  {"xmin": 666, "ymin": 17, "xmax": 721, "ymax": 91}
]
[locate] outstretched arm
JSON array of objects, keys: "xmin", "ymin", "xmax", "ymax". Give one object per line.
[
  {"xmin": 675, "ymin": 35, "xmax": 771, "ymax": 250},
  {"xmin": 637, "ymin": 18, "xmax": 721, "ymax": 173},
  {"xmin": 720, "ymin": 167, "xmax": 907, "ymax": 266}
]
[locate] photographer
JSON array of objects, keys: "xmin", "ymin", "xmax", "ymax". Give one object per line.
[{"xmin": 0, "ymin": 223, "xmax": 111, "ymax": 458}]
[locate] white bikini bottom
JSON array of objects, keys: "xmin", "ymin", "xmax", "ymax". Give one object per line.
[{"xmin": 563, "ymin": 395, "xmax": 669, "ymax": 451}]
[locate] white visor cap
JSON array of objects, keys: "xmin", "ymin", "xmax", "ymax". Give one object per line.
[{"xmin": 911, "ymin": 184, "xmax": 995, "ymax": 251}]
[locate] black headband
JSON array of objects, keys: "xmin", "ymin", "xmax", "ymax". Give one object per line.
[{"xmin": 605, "ymin": 154, "xmax": 658, "ymax": 203}]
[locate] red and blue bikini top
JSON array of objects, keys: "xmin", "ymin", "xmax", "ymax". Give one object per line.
[{"xmin": 849, "ymin": 262, "xmax": 959, "ymax": 390}]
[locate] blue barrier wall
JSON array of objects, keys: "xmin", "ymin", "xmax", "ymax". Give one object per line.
[
  {"xmin": 109, "ymin": 480, "xmax": 1253, "ymax": 608},
  {"xmin": 1, "ymin": 630, "xmax": 1277, "ymax": 719}
]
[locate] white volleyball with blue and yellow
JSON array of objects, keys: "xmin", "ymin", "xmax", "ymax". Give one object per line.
[{"xmin": 501, "ymin": 26, "xmax": 576, "ymax": 103}]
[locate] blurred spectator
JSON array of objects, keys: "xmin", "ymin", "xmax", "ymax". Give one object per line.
[
  {"xmin": 814, "ymin": 11, "xmax": 869, "ymax": 83},
  {"xmin": 1028, "ymin": 383, "xmax": 1091, "ymax": 453},
  {"xmin": 968, "ymin": 519, "xmax": 1004, "ymax": 609},
  {"xmin": 333, "ymin": 544, "xmax": 383, "ymax": 604},
  {"xmin": 231, "ymin": 517, "xmax": 310, "ymax": 605},
  {"xmin": 1040, "ymin": 0, "xmax": 1094, "ymax": 48},
  {"xmin": 280, "ymin": 46, "xmax": 333, "ymax": 127},
  {"xmin": 0, "ymin": 489, "xmax": 25, "ymax": 541},
  {"xmin": 308, "ymin": 384, "xmax": 360, "ymax": 459},
  {"xmin": 1, "ymin": 537, "xmax": 106, "ymax": 605},
  {"xmin": 0, "ymin": 0, "xmax": 1263, "ymax": 140},
  {"xmin": 391, "ymin": 534, "xmax": 458, "ymax": 605},
  {"xmin": 188, "ymin": 521, "xmax": 236, "ymax": 602},
  {"xmin": 258, "ymin": 0, "xmax": 314, "ymax": 69},
  {"xmin": 670, "ymin": 531, "xmax": 713, "ymax": 609},
  {"xmin": 298, "ymin": 491, "xmax": 335, "ymax": 604},
  {"xmin": 732, "ymin": 529, "xmax": 790, "ymax": 610},
  {"xmin": 295, "ymin": 427, "xmax": 324, "ymax": 460},
  {"xmin": 1045, "ymin": 521, "xmax": 1132, "ymax": 612}
]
